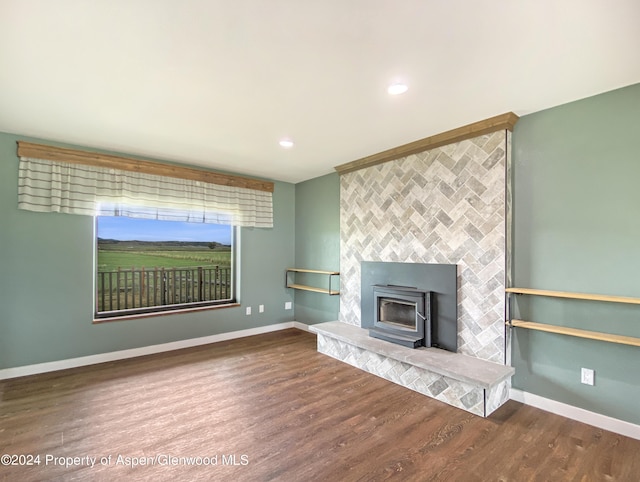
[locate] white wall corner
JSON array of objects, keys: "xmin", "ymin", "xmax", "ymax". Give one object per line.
[{"xmin": 292, "ymin": 321, "xmax": 313, "ymax": 332}]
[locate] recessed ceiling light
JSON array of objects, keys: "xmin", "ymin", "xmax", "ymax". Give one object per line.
[
  {"xmin": 387, "ymin": 83, "xmax": 409, "ymax": 95},
  {"xmin": 279, "ymin": 139, "xmax": 294, "ymax": 148}
]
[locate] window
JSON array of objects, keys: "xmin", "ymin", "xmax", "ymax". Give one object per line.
[
  {"xmin": 95, "ymin": 216, "xmax": 236, "ymax": 318},
  {"xmin": 17, "ymin": 141, "xmax": 272, "ymax": 321}
]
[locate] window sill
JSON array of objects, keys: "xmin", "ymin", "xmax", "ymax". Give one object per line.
[{"xmin": 93, "ymin": 302, "xmax": 241, "ymax": 324}]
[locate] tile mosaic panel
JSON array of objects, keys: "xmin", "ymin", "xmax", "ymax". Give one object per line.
[
  {"xmin": 485, "ymin": 379, "xmax": 511, "ymax": 416},
  {"xmin": 318, "ymin": 334, "xmax": 485, "ymax": 416},
  {"xmin": 340, "ymin": 131, "xmax": 509, "ymax": 363}
]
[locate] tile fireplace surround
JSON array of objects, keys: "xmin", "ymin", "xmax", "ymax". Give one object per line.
[
  {"xmin": 321, "ymin": 125, "xmax": 514, "ymax": 416},
  {"xmin": 310, "ymin": 322, "xmax": 514, "ymax": 417}
]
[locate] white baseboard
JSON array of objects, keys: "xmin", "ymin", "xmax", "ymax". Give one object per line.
[
  {"xmin": 0, "ymin": 321, "xmax": 309, "ymax": 380},
  {"xmin": 292, "ymin": 321, "xmax": 313, "ymax": 332},
  {"xmin": 510, "ymin": 388, "xmax": 640, "ymax": 441},
  {"xmin": 7, "ymin": 329, "xmax": 637, "ymax": 441}
]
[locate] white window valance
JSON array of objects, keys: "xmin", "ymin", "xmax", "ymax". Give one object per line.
[{"xmin": 18, "ymin": 156, "xmax": 274, "ymax": 228}]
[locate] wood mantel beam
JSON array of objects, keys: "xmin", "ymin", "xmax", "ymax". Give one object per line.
[{"xmin": 334, "ymin": 112, "xmax": 519, "ymax": 176}]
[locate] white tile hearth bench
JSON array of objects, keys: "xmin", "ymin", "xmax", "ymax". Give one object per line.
[{"xmin": 309, "ymin": 321, "xmax": 515, "ymax": 417}]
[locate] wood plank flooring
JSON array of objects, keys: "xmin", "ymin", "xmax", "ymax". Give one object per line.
[{"xmin": 1, "ymin": 329, "xmax": 639, "ymax": 481}]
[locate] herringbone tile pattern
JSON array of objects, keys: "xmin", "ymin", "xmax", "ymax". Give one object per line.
[
  {"xmin": 317, "ymin": 334, "xmax": 485, "ymax": 416},
  {"xmin": 340, "ymin": 131, "xmax": 510, "ymax": 363}
]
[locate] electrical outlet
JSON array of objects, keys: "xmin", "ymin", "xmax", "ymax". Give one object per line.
[
  {"xmin": 246, "ymin": 306, "xmax": 252, "ymax": 316},
  {"xmin": 581, "ymin": 368, "xmax": 595, "ymax": 386},
  {"xmin": 285, "ymin": 301, "xmax": 292, "ymax": 310},
  {"xmin": 259, "ymin": 304, "xmax": 264, "ymax": 313}
]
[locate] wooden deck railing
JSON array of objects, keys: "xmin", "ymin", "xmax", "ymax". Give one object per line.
[{"xmin": 96, "ymin": 266, "xmax": 231, "ymax": 313}]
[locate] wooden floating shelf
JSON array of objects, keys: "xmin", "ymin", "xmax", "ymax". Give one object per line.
[
  {"xmin": 505, "ymin": 287, "xmax": 640, "ymax": 305},
  {"xmin": 286, "ymin": 268, "xmax": 339, "ymax": 275},
  {"xmin": 285, "ymin": 269, "xmax": 340, "ymax": 296},
  {"xmin": 286, "ymin": 283, "xmax": 340, "ymax": 296},
  {"xmin": 508, "ymin": 319, "xmax": 640, "ymax": 348},
  {"xmin": 506, "ymin": 287, "xmax": 640, "ymax": 347}
]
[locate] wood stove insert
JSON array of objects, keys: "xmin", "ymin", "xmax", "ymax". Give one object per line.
[{"xmin": 369, "ymin": 285, "xmax": 432, "ymax": 348}]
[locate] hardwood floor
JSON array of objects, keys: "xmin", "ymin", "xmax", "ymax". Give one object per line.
[{"xmin": 1, "ymin": 329, "xmax": 639, "ymax": 481}]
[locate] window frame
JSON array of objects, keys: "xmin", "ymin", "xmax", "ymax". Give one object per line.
[{"xmin": 93, "ymin": 217, "xmax": 239, "ymax": 321}]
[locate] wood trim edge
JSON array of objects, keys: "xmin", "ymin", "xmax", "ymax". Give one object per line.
[
  {"xmin": 93, "ymin": 303, "xmax": 241, "ymax": 323},
  {"xmin": 286, "ymin": 268, "xmax": 340, "ymax": 275},
  {"xmin": 334, "ymin": 112, "xmax": 519, "ymax": 176},
  {"xmin": 505, "ymin": 287, "xmax": 640, "ymax": 305},
  {"xmin": 17, "ymin": 141, "xmax": 274, "ymax": 193},
  {"xmin": 510, "ymin": 319, "xmax": 640, "ymax": 347}
]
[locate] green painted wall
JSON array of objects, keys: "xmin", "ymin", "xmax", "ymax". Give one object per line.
[
  {"xmin": 293, "ymin": 172, "xmax": 340, "ymax": 324},
  {"xmin": 0, "ymin": 131, "xmax": 295, "ymax": 369},
  {"xmin": 4, "ymin": 82, "xmax": 639, "ymax": 427},
  {"xmin": 512, "ymin": 82, "xmax": 640, "ymax": 425}
]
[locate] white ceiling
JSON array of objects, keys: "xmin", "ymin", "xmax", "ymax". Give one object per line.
[{"xmin": 1, "ymin": 1, "xmax": 639, "ymax": 184}]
